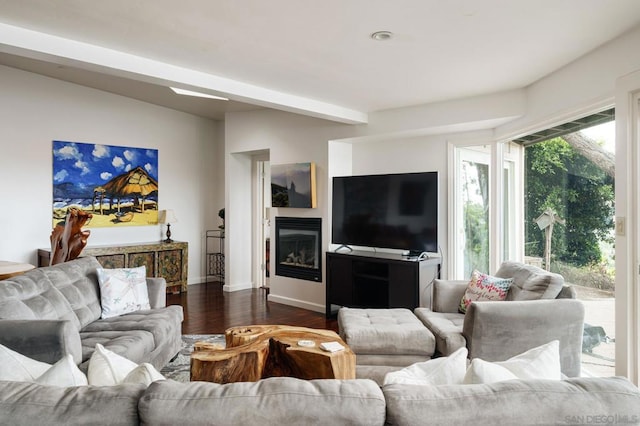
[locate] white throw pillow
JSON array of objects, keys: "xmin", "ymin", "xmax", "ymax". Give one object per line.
[
  {"xmin": 383, "ymin": 347, "xmax": 468, "ymax": 386},
  {"xmin": 463, "ymin": 358, "xmax": 519, "ymax": 384},
  {"xmin": 0, "ymin": 344, "xmax": 52, "ymax": 381},
  {"xmin": 463, "ymin": 340, "xmax": 561, "ymax": 384},
  {"xmin": 97, "ymin": 266, "xmax": 150, "ymax": 319},
  {"xmin": 87, "ymin": 343, "xmax": 139, "ymax": 386},
  {"xmin": 122, "ymin": 362, "xmax": 165, "ymax": 386},
  {"xmin": 35, "ymin": 354, "xmax": 88, "ymax": 387},
  {"xmin": 0, "ymin": 344, "xmax": 88, "ymax": 386}
]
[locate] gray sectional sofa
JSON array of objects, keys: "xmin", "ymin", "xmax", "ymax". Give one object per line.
[
  {"xmin": 1, "ymin": 375, "xmax": 639, "ymax": 425},
  {"xmin": 0, "ymin": 259, "xmax": 638, "ymax": 425},
  {"xmin": 0, "ymin": 256, "xmax": 183, "ymax": 371},
  {"xmin": 415, "ymin": 261, "xmax": 584, "ymax": 375},
  {"xmin": 340, "ymin": 261, "xmax": 585, "ymax": 380}
]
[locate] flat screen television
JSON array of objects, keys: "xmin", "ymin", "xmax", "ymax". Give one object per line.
[{"xmin": 331, "ymin": 171, "xmax": 438, "ymax": 256}]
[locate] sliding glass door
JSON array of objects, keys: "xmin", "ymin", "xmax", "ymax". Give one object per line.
[{"xmin": 615, "ymin": 70, "xmax": 640, "ymax": 384}]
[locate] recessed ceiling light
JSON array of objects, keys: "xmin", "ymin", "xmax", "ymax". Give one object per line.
[
  {"xmin": 170, "ymin": 87, "xmax": 228, "ymax": 101},
  {"xmin": 370, "ymin": 31, "xmax": 393, "ymax": 41}
]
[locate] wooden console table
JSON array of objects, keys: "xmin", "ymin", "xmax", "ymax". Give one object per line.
[
  {"xmin": 0, "ymin": 261, "xmax": 35, "ymax": 280},
  {"xmin": 38, "ymin": 241, "xmax": 188, "ymax": 294}
]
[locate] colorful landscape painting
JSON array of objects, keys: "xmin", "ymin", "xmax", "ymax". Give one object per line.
[{"xmin": 52, "ymin": 141, "xmax": 159, "ymax": 228}]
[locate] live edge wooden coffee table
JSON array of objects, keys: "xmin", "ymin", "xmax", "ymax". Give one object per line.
[{"xmin": 190, "ymin": 325, "xmax": 355, "ymax": 383}]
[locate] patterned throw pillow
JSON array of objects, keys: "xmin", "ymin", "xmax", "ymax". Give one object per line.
[
  {"xmin": 459, "ymin": 270, "xmax": 513, "ymax": 313},
  {"xmin": 97, "ymin": 266, "xmax": 150, "ymax": 319}
]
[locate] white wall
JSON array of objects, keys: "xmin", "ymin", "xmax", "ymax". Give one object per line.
[
  {"xmin": 9, "ymin": 21, "xmax": 639, "ymax": 312},
  {"xmin": 497, "ymin": 25, "xmax": 640, "ymax": 140},
  {"xmin": 223, "ymin": 24, "xmax": 640, "ymax": 314},
  {"xmin": 0, "ymin": 65, "xmax": 222, "ymax": 284},
  {"xmin": 225, "ymin": 110, "xmax": 357, "ymax": 311},
  {"xmin": 225, "ymin": 110, "xmax": 456, "ymax": 312}
]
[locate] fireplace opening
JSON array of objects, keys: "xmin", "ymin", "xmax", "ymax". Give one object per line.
[{"xmin": 275, "ymin": 217, "xmax": 322, "ymax": 282}]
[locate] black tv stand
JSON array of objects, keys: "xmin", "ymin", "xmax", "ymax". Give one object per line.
[
  {"xmin": 403, "ymin": 250, "xmax": 429, "ymax": 259},
  {"xmin": 325, "ymin": 250, "xmax": 441, "ymax": 318}
]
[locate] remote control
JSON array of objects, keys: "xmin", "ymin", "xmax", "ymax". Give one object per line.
[{"xmin": 319, "ymin": 342, "xmax": 345, "ymax": 352}]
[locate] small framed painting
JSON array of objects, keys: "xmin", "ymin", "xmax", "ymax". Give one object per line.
[{"xmin": 271, "ymin": 162, "xmax": 317, "ymax": 208}]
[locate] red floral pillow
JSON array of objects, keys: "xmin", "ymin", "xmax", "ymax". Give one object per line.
[{"xmin": 459, "ymin": 270, "xmax": 513, "ymax": 313}]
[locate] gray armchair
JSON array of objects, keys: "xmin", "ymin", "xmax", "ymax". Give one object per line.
[{"xmin": 414, "ymin": 261, "xmax": 585, "ymax": 377}]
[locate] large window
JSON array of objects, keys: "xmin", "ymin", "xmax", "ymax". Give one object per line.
[
  {"xmin": 454, "ymin": 146, "xmax": 490, "ymax": 278},
  {"xmin": 451, "ymin": 111, "xmax": 616, "ymax": 377},
  {"xmin": 523, "ymin": 120, "xmax": 616, "ymax": 377},
  {"xmin": 451, "ymin": 143, "xmax": 521, "ymax": 279}
]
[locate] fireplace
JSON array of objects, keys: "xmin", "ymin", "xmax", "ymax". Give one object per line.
[{"xmin": 275, "ymin": 217, "xmax": 322, "ymax": 282}]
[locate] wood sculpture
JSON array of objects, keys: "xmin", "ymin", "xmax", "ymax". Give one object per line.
[
  {"xmin": 190, "ymin": 325, "xmax": 355, "ymax": 383},
  {"xmin": 50, "ymin": 208, "xmax": 92, "ymax": 265}
]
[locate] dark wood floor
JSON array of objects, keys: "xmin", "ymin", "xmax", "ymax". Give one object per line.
[{"xmin": 167, "ymin": 281, "xmax": 338, "ymax": 335}]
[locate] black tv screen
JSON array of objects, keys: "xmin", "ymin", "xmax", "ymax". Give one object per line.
[{"xmin": 332, "ymin": 172, "xmax": 438, "ymax": 254}]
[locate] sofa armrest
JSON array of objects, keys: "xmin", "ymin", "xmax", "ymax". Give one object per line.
[
  {"xmin": 432, "ymin": 279, "xmax": 468, "ymax": 313},
  {"xmin": 146, "ymin": 277, "xmax": 167, "ymax": 309},
  {"xmin": 462, "ymin": 298, "xmax": 585, "ymax": 377},
  {"xmin": 0, "ymin": 319, "xmax": 82, "ymax": 365}
]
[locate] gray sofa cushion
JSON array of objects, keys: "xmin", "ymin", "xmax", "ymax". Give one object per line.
[
  {"xmin": 0, "ymin": 380, "xmax": 145, "ymax": 426},
  {"xmin": 338, "ymin": 308, "xmax": 435, "ymax": 358},
  {"xmin": 0, "ymin": 269, "xmax": 80, "ymax": 330},
  {"xmin": 356, "ymin": 365, "xmax": 404, "ymax": 386},
  {"xmin": 496, "ymin": 261, "xmax": 564, "ymax": 301},
  {"xmin": 79, "ymin": 305, "xmax": 183, "ymax": 369},
  {"xmin": 413, "ymin": 308, "xmax": 466, "ymax": 356},
  {"xmin": 462, "ymin": 299, "xmax": 584, "ymax": 377},
  {"xmin": 139, "ymin": 378, "xmax": 386, "ymax": 426},
  {"xmin": 81, "ymin": 306, "xmax": 183, "ymax": 348},
  {"xmin": 41, "ymin": 257, "xmax": 103, "ymax": 328},
  {"xmin": 79, "ymin": 329, "xmax": 156, "ymax": 368},
  {"xmin": 383, "ymin": 376, "xmax": 640, "ymax": 426}
]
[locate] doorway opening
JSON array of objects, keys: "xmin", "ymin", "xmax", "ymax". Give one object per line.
[{"xmin": 255, "ymin": 158, "xmax": 271, "ymax": 293}]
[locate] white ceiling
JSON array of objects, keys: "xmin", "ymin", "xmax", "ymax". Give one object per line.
[{"xmin": 1, "ymin": 0, "xmax": 640, "ymax": 122}]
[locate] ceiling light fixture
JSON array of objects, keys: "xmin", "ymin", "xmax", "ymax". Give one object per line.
[
  {"xmin": 370, "ymin": 31, "xmax": 393, "ymax": 41},
  {"xmin": 170, "ymin": 87, "xmax": 228, "ymax": 101}
]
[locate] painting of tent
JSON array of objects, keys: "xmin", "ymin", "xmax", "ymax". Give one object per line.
[{"xmin": 52, "ymin": 141, "xmax": 159, "ymax": 228}]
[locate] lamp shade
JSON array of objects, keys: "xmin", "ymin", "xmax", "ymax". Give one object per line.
[{"xmin": 158, "ymin": 209, "xmax": 178, "ymax": 224}]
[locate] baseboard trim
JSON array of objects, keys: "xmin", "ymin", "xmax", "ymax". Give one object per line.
[
  {"xmin": 223, "ymin": 281, "xmax": 252, "ymax": 292},
  {"xmin": 267, "ymin": 293, "xmax": 324, "ymax": 314},
  {"xmin": 189, "ymin": 276, "xmax": 207, "ymax": 285}
]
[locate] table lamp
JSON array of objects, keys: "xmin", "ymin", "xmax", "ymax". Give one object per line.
[{"xmin": 159, "ymin": 209, "xmax": 178, "ymax": 243}]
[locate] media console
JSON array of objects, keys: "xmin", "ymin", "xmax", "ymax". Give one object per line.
[
  {"xmin": 325, "ymin": 250, "xmax": 441, "ymax": 318},
  {"xmin": 38, "ymin": 241, "xmax": 188, "ymax": 294}
]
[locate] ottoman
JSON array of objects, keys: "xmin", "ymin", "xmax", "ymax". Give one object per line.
[{"xmin": 338, "ymin": 307, "xmax": 435, "ymax": 368}]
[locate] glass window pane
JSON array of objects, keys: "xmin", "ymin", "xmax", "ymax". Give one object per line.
[
  {"xmin": 461, "ymin": 159, "xmax": 489, "ymax": 276},
  {"xmin": 523, "ymin": 121, "xmax": 615, "ymax": 377}
]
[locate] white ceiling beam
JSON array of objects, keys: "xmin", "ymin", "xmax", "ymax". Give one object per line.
[{"xmin": 0, "ymin": 23, "xmax": 368, "ymax": 124}]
